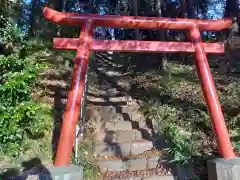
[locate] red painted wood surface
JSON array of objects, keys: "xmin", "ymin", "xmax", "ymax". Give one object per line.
[
  {"xmin": 189, "ymin": 26, "xmax": 235, "ymax": 158},
  {"xmin": 43, "ymin": 7, "xmax": 231, "ymax": 31},
  {"xmin": 42, "ymin": 7, "xmax": 236, "ymax": 166},
  {"xmin": 53, "ymin": 38, "xmax": 225, "ymax": 53},
  {"xmin": 54, "ymin": 20, "xmax": 94, "ymax": 166}
]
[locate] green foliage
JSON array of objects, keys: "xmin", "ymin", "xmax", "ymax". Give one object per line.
[
  {"xmin": 164, "ymin": 124, "xmax": 193, "ymax": 164},
  {"xmin": 143, "ymin": 62, "xmax": 240, "ymax": 166},
  {"xmin": 146, "ymin": 103, "xmax": 196, "ymax": 164},
  {"xmin": 0, "ymin": 20, "xmax": 49, "ymax": 156},
  {"xmin": 0, "ymin": 20, "xmax": 24, "ymax": 45},
  {"xmin": 0, "ymin": 16, "xmax": 40, "ymax": 58},
  {"xmin": 74, "ymin": 139, "xmax": 101, "ymax": 180}
]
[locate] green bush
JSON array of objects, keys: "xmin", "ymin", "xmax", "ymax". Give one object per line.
[{"xmin": 0, "ymin": 20, "xmax": 49, "ymax": 156}]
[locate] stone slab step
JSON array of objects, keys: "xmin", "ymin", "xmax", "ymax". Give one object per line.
[
  {"xmin": 97, "ymin": 150, "xmax": 165, "ymax": 172},
  {"xmin": 142, "ymin": 176, "xmax": 176, "ymax": 180},
  {"xmin": 120, "ymin": 106, "xmax": 145, "ymax": 121},
  {"xmin": 100, "ymin": 113, "xmax": 125, "ymax": 122},
  {"xmin": 118, "ymin": 105, "xmax": 140, "ymax": 114},
  {"xmin": 96, "ymin": 130, "xmax": 142, "ymax": 143},
  {"xmin": 98, "ymin": 157, "xmax": 147, "ymax": 172},
  {"xmin": 111, "ymin": 114, "xmax": 125, "ymax": 122},
  {"xmin": 87, "ymin": 96, "xmax": 127, "ymax": 103},
  {"xmin": 98, "ymin": 156, "xmax": 163, "ymax": 172},
  {"xmin": 113, "ymin": 176, "xmax": 176, "ymax": 180},
  {"xmin": 105, "ymin": 121, "xmax": 132, "ymax": 131},
  {"xmin": 95, "ymin": 140, "xmax": 153, "ymax": 156},
  {"xmin": 105, "ymin": 167, "xmax": 174, "ymax": 179}
]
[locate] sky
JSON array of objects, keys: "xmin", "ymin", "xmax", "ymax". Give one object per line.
[
  {"xmin": 25, "ymin": 0, "xmax": 44, "ymax": 4},
  {"xmin": 207, "ymin": 0, "xmax": 225, "ymax": 19}
]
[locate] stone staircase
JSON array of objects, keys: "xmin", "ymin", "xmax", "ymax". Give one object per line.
[
  {"xmin": 89, "ymin": 89, "xmax": 177, "ymax": 180},
  {"xmin": 36, "ymin": 51, "xmax": 188, "ymax": 179}
]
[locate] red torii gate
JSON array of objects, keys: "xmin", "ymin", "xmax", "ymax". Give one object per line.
[{"xmin": 43, "ymin": 7, "xmax": 236, "ymax": 166}]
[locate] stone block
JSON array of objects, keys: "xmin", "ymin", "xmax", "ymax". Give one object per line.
[
  {"xmin": 95, "ymin": 131, "xmax": 117, "ymax": 143},
  {"xmin": 46, "ymin": 166, "xmax": 83, "ymax": 180},
  {"xmin": 111, "ymin": 114, "xmax": 124, "ymax": 122},
  {"xmin": 115, "ymin": 121, "xmax": 132, "ymax": 131},
  {"xmin": 98, "ymin": 160, "xmax": 125, "ymax": 172},
  {"xmin": 135, "ymin": 131, "xmax": 142, "ymax": 141},
  {"xmin": 143, "ymin": 176, "xmax": 176, "ymax": 180},
  {"xmin": 119, "ymin": 143, "xmax": 131, "ymax": 156},
  {"xmin": 124, "ymin": 157, "xmax": 147, "ymax": 171},
  {"xmin": 208, "ymin": 158, "xmax": 240, "ymax": 180},
  {"xmin": 116, "ymin": 131, "xmax": 136, "ymax": 143},
  {"xmin": 109, "ymin": 144, "xmax": 123, "ymax": 156},
  {"xmin": 120, "ymin": 105, "xmax": 139, "ymax": 114},
  {"xmin": 102, "ymin": 106, "xmax": 116, "ymax": 114},
  {"xmin": 120, "ymin": 105, "xmax": 129, "ymax": 114},
  {"xmin": 96, "ymin": 143, "xmax": 123, "ymax": 157},
  {"xmin": 131, "ymin": 141, "xmax": 153, "ymax": 155},
  {"xmin": 114, "ymin": 178, "xmax": 141, "ymax": 180},
  {"xmin": 107, "ymin": 88, "xmax": 118, "ymax": 96},
  {"xmin": 105, "ymin": 122, "xmax": 115, "ymax": 131},
  {"xmin": 96, "ymin": 142, "xmax": 132, "ymax": 157},
  {"xmin": 147, "ymin": 156, "xmax": 160, "ymax": 169},
  {"xmin": 95, "ymin": 143, "xmax": 110, "ymax": 156},
  {"xmin": 138, "ymin": 121, "xmax": 146, "ymax": 129},
  {"xmin": 130, "ymin": 111, "xmax": 144, "ymax": 121}
]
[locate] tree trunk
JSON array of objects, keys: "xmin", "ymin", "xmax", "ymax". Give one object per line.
[
  {"xmin": 28, "ymin": 0, "xmax": 37, "ymax": 37},
  {"xmin": 54, "ymin": 0, "xmax": 64, "ymax": 11},
  {"xmin": 54, "ymin": 0, "xmax": 65, "ymax": 36},
  {"xmin": 155, "ymin": 0, "xmax": 166, "ymax": 73},
  {"xmin": 185, "ymin": 0, "xmax": 196, "ymax": 18},
  {"xmin": 225, "ymin": 0, "xmax": 240, "ymax": 36},
  {"xmin": 155, "ymin": 0, "xmax": 164, "ymax": 42},
  {"xmin": 179, "ymin": 0, "xmax": 187, "ymax": 18},
  {"xmin": 224, "ymin": 0, "xmax": 240, "ymax": 73},
  {"xmin": 117, "ymin": 0, "xmax": 130, "ymax": 16},
  {"xmin": 131, "ymin": 0, "xmax": 140, "ymax": 40}
]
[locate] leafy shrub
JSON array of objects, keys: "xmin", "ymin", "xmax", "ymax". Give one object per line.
[
  {"xmin": 0, "ymin": 15, "xmax": 36, "ymax": 58},
  {"xmin": 0, "ymin": 20, "xmax": 49, "ymax": 156},
  {"xmin": 164, "ymin": 124, "xmax": 193, "ymax": 163},
  {"xmin": 0, "ymin": 20, "xmax": 24, "ymax": 45}
]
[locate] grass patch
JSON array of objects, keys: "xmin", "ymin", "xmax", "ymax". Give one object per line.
[
  {"xmin": 136, "ymin": 62, "xmax": 240, "ymax": 164},
  {"xmin": 74, "ymin": 134, "xmax": 103, "ymax": 180}
]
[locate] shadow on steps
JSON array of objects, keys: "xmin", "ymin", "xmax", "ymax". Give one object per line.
[{"xmin": 0, "ymin": 158, "xmax": 52, "ymax": 180}]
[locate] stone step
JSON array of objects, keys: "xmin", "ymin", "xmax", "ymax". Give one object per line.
[
  {"xmin": 98, "ymin": 152, "xmax": 165, "ymax": 172},
  {"xmin": 95, "ymin": 140, "xmax": 153, "ymax": 156},
  {"xmin": 98, "ymin": 157, "xmax": 147, "ymax": 172},
  {"xmin": 39, "ymin": 79, "xmax": 68, "ymax": 88},
  {"xmin": 96, "ymin": 130, "xmax": 142, "ymax": 143},
  {"xmin": 120, "ymin": 105, "xmax": 141, "ymax": 113},
  {"xmin": 118, "ymin": 106, "xmax": 145, "ymax": 122},
  {"xmin": 105, "ymin": 121, "xmax": 132, "ymax": 131},
  {"xmin": 100, "ymin": 106, "xmax": 117, "ymax": 115},
  {"xmin": 87, "ymin": 96, "xmax": 127, "ymax": 105},
  {"xmin": 99, "ymin": 113, "xmax": 125, "ymax": 123},
  {"xmin": 142, "ymin": 176, "xmax": 176, "ymax": 180},
  {"xmin": 109, "ymin": 114, "xmax": 125, "ymax": 122},
  {"xmin": 113, "ymin": 176, "xmax": 176, "ymax": 180},
  {"xmin": 104, "ymin": 166, "xmax": 174, "ymax": 179}
]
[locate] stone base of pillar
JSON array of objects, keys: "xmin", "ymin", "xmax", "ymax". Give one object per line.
[{"xmin": 208, "ymin": 158, "xmax": 240, "ymax": 180}]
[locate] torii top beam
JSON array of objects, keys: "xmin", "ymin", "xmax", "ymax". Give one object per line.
[{"xmin": 43, "ymin": 7, "xmax": 232, "ymax": 31}]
